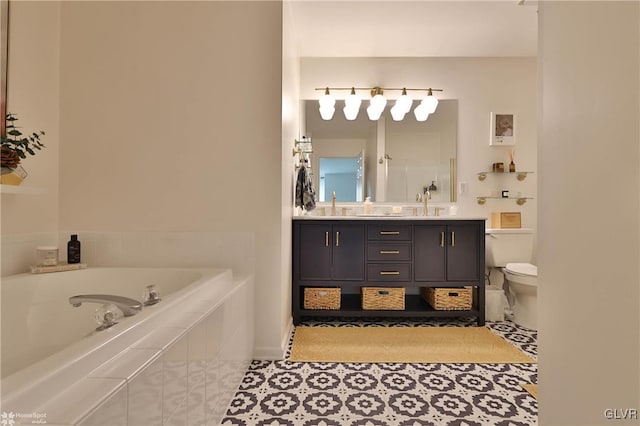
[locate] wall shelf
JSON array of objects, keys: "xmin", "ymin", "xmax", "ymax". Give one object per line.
[
  {"xmin": 0, "ymin": 184, "xmax": 44, "ymax": 195},
  {"xmin": 477, "ymin": 171, "xmax": 534, "ymax": 181},
  {"xmin": 476, "ymin": 196, "xmax": 532, "ymax": 205}
]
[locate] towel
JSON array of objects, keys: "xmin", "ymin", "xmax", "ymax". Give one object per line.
[{"xmin": 295, "ymin": 165, "xmax": 316, "ymax": 211}]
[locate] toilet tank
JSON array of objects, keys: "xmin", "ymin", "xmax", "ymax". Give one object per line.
[{"xmin": 485, "ymin": 228, "xmax": 534, "ymax": 267}]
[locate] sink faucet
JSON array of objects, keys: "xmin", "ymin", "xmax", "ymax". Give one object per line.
[
  {"xmin": 69, "ymin": 294, "xmax": 143, "ymax": 316},
  {"xmin": 423, "ymin": 189, "xmax": 431, "ymax": 216},
  {"xmin": 331, "ymin": 191, "xmax": 336, "ymax": 216}
]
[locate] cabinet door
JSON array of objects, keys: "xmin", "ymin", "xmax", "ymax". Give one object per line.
[
  {"xmin": 414, "ymin": 225, "xmax": 446, "ymax": 281},
  {"xmin": 446, "ymin": 224, "xmax": 480, "ymax": 281},
  {"xmin": 298, "ymin": 224, "xmax": 333, "ymax": 281},
  {"xmin": 332, "ymin": 224, "xmax": 365, "ymax": 280}
]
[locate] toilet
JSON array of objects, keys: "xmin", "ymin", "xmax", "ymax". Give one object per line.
[{"xmin": 485, "ymin": 228, "xmax": 538, "ymax": 330}]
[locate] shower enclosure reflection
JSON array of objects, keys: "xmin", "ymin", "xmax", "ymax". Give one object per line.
[{"xmin": 304, "ymin": 99, "xmax": 457, "ymax": 203}]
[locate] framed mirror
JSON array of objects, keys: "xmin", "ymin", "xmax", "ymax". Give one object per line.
[{"xmin": 304, "ymin": 99, "xmax": 457, "ymax": 203}]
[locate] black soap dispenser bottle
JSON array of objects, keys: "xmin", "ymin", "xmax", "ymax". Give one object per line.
[{"xmin": 67, "ymin": 234, "xmax": 81, "ymax": 264}]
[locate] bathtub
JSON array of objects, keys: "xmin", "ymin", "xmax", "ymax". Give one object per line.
[{"xmin": 1, "ymin": 267, "xmax": 254, "ymax": 425}]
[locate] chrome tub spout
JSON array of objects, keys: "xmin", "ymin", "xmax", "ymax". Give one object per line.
[{"xmin": 69, "ymin": 294, "xmax": 142, "ymax": 316}]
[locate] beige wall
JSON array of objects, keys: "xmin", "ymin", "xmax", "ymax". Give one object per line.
[
  {"xmin": 1, "ymin": 1, "xmax": 59, "ymax": 235},
  {"xmin": 538, "ymin": 2, "xmax": 639, "ymax": 424},
  {"xmin": 300, "ymin": 57, "xmax": 538, "ymax": 230},
  {"xmin": 57, "ymin": 1, "xmax": 286, "ymax": 357}
]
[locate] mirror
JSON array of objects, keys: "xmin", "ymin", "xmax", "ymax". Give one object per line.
[{"xmin": 304, "ymin": 99, "xmax": 457, "ymax": 203}]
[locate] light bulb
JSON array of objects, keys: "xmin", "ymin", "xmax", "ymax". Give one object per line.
[
  {"xmin": 395, "ymin": 89, "xmax": 412, "ymax": 113},
  {"xmin": 366, "ymin": 104, "xmax": 384, "ymax": 121},
  {"xmin": 414, "ymin": 103, "xmax": 430, "ymax": 122},
  {"xmin": 423, "ymin": 89, "xmax": 438, "ymax": 113},
  {"xmin": 319, "ymin": 105, "xmax": 335, "ymax": 120},
  {"xmin": 343, "ymin": 89, "xmax": 362, "ymax": 120},
  {"xmin": 370, "ymin": 93, "xmax": 387, "ymax": 110},
  {"xmin": 318, "ymin": 88, "xmax": 335, "ymax": 120},
  {"xmin": 390, "ymin": 104, "xmax": 407, "ymax": 121}
]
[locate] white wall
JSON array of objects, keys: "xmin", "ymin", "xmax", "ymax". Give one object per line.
[
  {"xmin": 300, "ymin": 57, "xmax": 538, "ymax": 230},
  {"xmin": 56, "ymin": 1, "xmax": 285, "ymax": 358},
  {"xmin": 538, "ymin": 2, "xmax": 639, "ymax": 424},
  {"xmin": 1, "ymin": 1, "xmax": 60, "ymax": 273}
]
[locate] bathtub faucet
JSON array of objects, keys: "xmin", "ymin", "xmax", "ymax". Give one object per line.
[{"xmin": 69, "ymin": 294, "xmax": 143, "ymax": 316}]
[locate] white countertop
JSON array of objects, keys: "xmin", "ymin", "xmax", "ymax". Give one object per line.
[{"xmin": 293, "ymin": 215, "xmax": 487, "ymax": 221}]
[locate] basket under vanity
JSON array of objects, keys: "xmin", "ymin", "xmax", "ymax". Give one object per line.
[{"xmin": 292, "ymin": 216, "xmax": 486, "ymax": 326}]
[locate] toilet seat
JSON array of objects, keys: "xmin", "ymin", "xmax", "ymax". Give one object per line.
[{"xmin": 505, "ymin": 262, "xmax": 537, "ymax": 277}]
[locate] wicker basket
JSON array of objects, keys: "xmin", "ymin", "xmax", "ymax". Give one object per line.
[
  {"xmin": 361, "ymin": 287, "xmax": 405, "ymax": 310},
  {"xmin": 421, "ymin": 287, "xmax": 472, "ymax": 310},
  {"xmin": 304, "ymin": 287, "xmax": 341, "ymax": 310}
]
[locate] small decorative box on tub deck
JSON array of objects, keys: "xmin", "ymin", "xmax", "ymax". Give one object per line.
[
  {"xmin": 361, "ymin": 287, "xmax": 405, "ymax": 310},
  {"xmin": 422, "ymin": 287, "xmax": 472, "ymax": 310},
  {"xmin": 304, "ymin": 287, "xmax": 341, "ymax": 310}
]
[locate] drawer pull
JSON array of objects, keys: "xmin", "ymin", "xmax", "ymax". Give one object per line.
[
  {"xmin": 336, "ymin": 231, "xmax": 340, "ymax": 247},
  {"xmin": 378, "ymin": 290, "xmax": 390, "ymax": 295},
  {"xmin": 318, "ymin": 291, "xmax": 328, "ymax": 296},
  {"xmin": 380, "ymin": 231, "xmax": 400, "ymax": 235},
  {"xmin": 440, "ymin": 231, "xmax": 445, "ymax": 247},
  {"xmin": 325, "ymin": 231, "xmax": 329, "ymax": 247},
  {"xmin": 379, "ymin": 271, "xmax": 400, "ymax": 276},
  {"xmin": 451, "ymin": 231, "xmax": 456, "ymax": 247},
  {"xmin": 379, "ymin": 250, "xmax": 400, "ymax": 254},
  {"xmin": 448, "ymin": 292, "xmax": 459, "ymax": 297}
]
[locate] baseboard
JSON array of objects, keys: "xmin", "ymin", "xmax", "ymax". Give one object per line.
[{"xmin": 253, "ymin": 318, "xmax": 293, "ymax": 360}]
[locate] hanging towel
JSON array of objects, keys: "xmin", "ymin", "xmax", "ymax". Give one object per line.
[{"xmin": 295, "ymin": 165, "xmax": 316, "ymax": 211}]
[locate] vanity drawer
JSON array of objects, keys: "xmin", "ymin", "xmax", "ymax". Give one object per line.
[
  {"xmin": 367, "ymin": 243, "xmax": 412, "ymax": 261},
  {"xmin": 367, "ymin": 225, "xmax": 412, "ymax": 241},
  {"xmin": 367, "ymin": 264, "xmax": 412, "ymax": 281}
]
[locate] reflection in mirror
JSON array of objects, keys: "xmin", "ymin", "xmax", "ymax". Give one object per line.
[
  {"xmin": 318, "ymin": 156, "xmax": 363, "ymax": 202},
  {"xmin": 304, "ymin": 99, "xmax": 457, "ymax": 203}
]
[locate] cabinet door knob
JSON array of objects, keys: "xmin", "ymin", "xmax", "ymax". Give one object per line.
[
  {"xmin": 325, "ymin": 231, "xmax": 329, "ymax": 247},
  {"xmin": 440, "ymin": 231, "xmax": 445, "ymax": 247}
]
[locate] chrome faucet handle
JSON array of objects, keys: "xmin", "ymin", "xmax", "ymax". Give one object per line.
[
  {"xmin": 143, "ymin": 285, "xmax": 162, "ymax": 306},
  {"xmin": 94, "ymin": 304, "xmax": 122, "ymax": 330}
]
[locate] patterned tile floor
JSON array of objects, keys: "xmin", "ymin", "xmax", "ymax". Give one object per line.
[{"xmin": 222, "ymin": 318, "xmax": 538, "ymax": 426}]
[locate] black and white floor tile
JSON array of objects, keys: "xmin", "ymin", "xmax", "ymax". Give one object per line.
[{"xmin": 222, "ymin": 319, "xmax": 538, "ymax": 426}]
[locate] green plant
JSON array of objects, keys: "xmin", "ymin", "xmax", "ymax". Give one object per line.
[{"xmin": 1, "ymin": 113, "xmax": 46, "ymax": 168}]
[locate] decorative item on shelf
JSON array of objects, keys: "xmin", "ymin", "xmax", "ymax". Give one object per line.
[
  {"xmin": 1, "ymin": 113, "xmax": 46, "ymax": 185},
  {"xmin": 509, "ymin": 149, "xmax": 516, "ymax": 172},
  {"xmin": 315, "ymin": 86, "xmax": 443, "ymax": 122},
  {"xmin": 492, "ymin": 162, "xmax": 505, "ymax": 173}
]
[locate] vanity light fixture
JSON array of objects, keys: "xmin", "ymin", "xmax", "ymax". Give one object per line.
[{"xmin": 316, "ymin": 86, "xmax": 442, "ymax": 122}]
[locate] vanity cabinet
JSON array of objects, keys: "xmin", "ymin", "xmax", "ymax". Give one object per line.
[
  {"xmin": 298, "ymin": 223, "xmax": 365, "ymax": 281},
  {"xmin": 292, "ymin": 218, "xmax": 485, "ymax": 326},
  {"xmin": 414, "ymin": 224, "xmax": 480, "ymax": 282}
]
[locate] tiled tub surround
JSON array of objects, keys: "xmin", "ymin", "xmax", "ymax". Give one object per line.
[
  {"xmin": 1, "ymin": 268, "xmax": 254, "ymax": 425},
  {"xmin": 1, "ymin": 231, "xmax": 255, "ymax": 277}
]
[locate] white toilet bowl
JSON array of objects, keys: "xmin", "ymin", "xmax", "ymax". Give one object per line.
[{"xmin": 504, "ymin": 262, "xmax": 538, "ymax": 330}]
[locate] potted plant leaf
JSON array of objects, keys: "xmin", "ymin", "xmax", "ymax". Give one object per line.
[{"xmin": 1, "ymin": 113, "xmax": 46, "ymax": 185}]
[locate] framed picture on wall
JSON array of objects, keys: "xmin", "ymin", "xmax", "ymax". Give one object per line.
[{"xmin": 490, "ymin": 112, "xmax": 515, "ymax": 146}]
